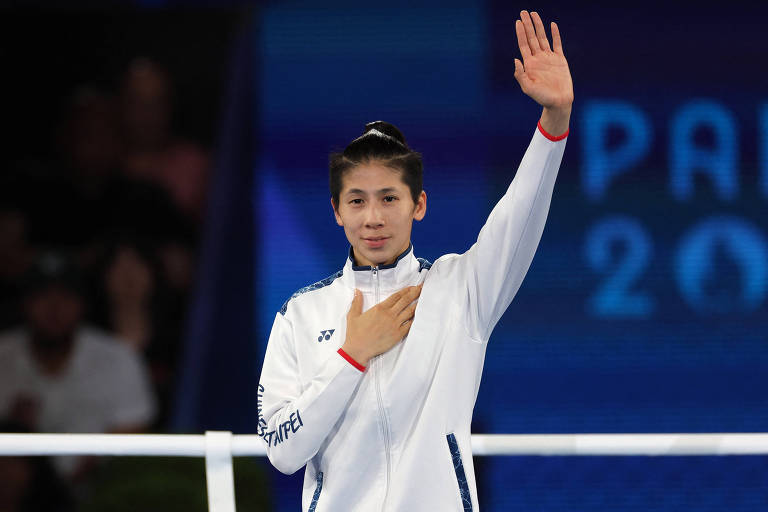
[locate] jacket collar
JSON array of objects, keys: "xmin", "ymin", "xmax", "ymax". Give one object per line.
[{"xmin": 340, "ymin": 244, "xmax": 421, "ymax": 293}]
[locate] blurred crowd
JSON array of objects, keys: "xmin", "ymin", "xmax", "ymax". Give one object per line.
[{"xmin": 0, "ymin": 57, "xmax": 210, "ymax": 511}]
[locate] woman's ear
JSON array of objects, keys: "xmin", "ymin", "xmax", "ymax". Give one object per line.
[
  {"xmin": 413, "ymin": 190, "xmax": 427, "ymax": 221},
  {"xmin": 331, "ymin": 197, "xmax": 344, "ymax": 226}
]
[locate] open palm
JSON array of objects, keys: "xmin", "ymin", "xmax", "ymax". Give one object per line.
[{"xmin": 514, "ymin": 11, "xmax": 574, "ymax": 110}]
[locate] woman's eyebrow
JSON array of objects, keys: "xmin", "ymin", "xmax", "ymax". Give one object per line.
[{"xmin": 344, "ymin": 187, "xmax": 398, "ymax": 196}]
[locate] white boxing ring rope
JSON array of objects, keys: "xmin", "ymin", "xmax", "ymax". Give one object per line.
[{"xmin": 2, "ymin": 432, "xmax": 768, "ymax": 512}]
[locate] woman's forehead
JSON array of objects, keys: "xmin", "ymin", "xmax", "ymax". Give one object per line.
[{"xmin": 341, "ymin": 163, "xmax": 406, "ymax": 194}]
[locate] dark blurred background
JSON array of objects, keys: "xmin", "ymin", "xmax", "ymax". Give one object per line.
[{"xmin": 1, "ymin": 1, "xmax": 767, "ymax": 511}]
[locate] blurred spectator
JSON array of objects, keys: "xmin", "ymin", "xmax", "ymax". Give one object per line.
[
  {"xmin": 91, "ymin": 238, "xmax": 187, "ymax": 428},
  {"xmin": 0, "ymin": 7, "xmax": 231, "ymax": 506},
  {"xmin": 22, "ymin": 86, "xmax": 187, "ymax": 261},
  {"xmin": 102, "ymin": 241, "xmax": 157, "ymax": 353},
  {"xmin": 0, "ymin": 251, "xmax": 156, "ymax": 477},
  {"xmin": 119, "ymin": 57, "xmax": 210, "ymax": 223},
  {"xmin": 0, "ymin": 420, "xmax": 74, "ymax": 512},
  {"xmin": 0, "ymin": 205, "xmax": 34, "ymax": 331},
  {"xmin": 14, "ymin": 80, "xmax": 199, "ymax": 431},
  {"xmin": 57, "ymin": 87, "xmax": 122, "ymax": 185}
]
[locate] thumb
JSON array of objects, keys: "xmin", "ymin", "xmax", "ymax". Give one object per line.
[
  {"xmin": 513, "ymin": 58, "xmax": 526, "ymax": 84},
  {"xmin": 349, "ymin": 289, "xmax": 363, "ymax": 316},
  {"xmin": 514, "ymin": 59, "xmax": 531, "ymax": 94}
]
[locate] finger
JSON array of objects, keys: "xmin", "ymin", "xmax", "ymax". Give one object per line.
[
  {"xmin": 348, "ymin": 289, "xmax": 363, "ymax": 317},
  {"xmin": 551, "ymin": 21, "xmax": 563, "ymax": 55},
  {"xmin": 514, "ymin": 58, "xmax": 530, "ymax": 92},
  {"xmin": 381, "ymin": 287, "xmax": 408, "ymax": 307},
  {"xmin": 530, "ymin": 12, "xmax": 551, "ymax": 52},
  {"xmin": 520, "ymin": 10, "xmax": 540, "ymax": 54},
  {"xmin": 391, "ymin": 285, "xmax": 421, "ymax": 313},
  {"xmin": 397, "ymin": 302, "xmax": 418, "ymax": 324},
  {"xmin": 515, "ymin": 19, "xmax": 531, "ymax": 59},
  {"xmin": 398, "ymin": 317, "xmax": 414, "ymax": 339},
  {"xmin": 513, "ymin": 58, "xmax": 524, "ymax": 78}
]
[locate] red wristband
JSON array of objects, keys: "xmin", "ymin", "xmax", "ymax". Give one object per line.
[
  {"xmin": 537, "ymin": 120, "xmax": 569, "ymax": 141},
  {"xmin": 338, "ymin": 348, "xmax": 366, "ymax": 372}
]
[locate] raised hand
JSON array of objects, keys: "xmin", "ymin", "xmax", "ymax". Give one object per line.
[
  {"xmin": 514, "ymin": 11, "xmax": 574, "ymax": 135},
  {"xmin": 341, "ymin": 285, "xmax": 422, "ymax": 367}
]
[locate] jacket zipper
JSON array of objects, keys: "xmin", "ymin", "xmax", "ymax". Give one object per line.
[{"xmin": 372, "ymin": 266, "xmax": 392, "ymax": 508}]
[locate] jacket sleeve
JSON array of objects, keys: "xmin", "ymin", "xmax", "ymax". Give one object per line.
[
  {"xmin": 257, "ymin": 311, "xmax": 364, "ymax": 474},
  {"xmin": 457, "ymin": 124, "xmax": 567, "ymax": 342}
]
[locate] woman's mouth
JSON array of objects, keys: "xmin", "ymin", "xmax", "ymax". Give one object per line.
[{"xmin": 363, "ymin": 237, "xmax": 389, "ymax": 249}]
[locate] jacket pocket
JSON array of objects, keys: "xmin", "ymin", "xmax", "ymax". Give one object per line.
[
  {"xmin": 307, "ymin": 471, "xmax": 323, "ymax": 512},
  {"xmin": 446, "ymin": 433, "xmax": 473, "ymax": 511}
]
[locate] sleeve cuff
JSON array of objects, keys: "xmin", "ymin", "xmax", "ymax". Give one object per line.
[
  {"xmin": 337, "ymin": 348, "xmax": 366, "ymax": 372},
  {"xmin": 537, "ymin": 120, "xmax": 569, "ymax": 141}
]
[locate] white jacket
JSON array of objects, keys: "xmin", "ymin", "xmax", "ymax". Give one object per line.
[{"xmin": 258, "ymin": 125, "xmax": 567, "ymax": 511}]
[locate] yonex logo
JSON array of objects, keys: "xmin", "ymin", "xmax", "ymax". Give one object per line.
[{"xmin": 317, "ymin": 329, "xmax": 335, "ymax": 342}]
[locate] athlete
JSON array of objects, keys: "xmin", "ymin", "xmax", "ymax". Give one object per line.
[{"xmin": 258, "ymin": 10, "xmax": 573, "ymax": 511}]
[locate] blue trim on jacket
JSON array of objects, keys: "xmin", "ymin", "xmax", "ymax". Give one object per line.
[
  {"xmin": 446, "ymin": 433, "xmax": 472, "ymax": 511},
  {"xmin": 279, "ymin": 270, "xmax": 344, "ymax": 315},
  {"xmin": 349, "ymin": 244, "xmax": 413, "ymax": 271},
  {"xmin": 280, "ymin": 244, "xmax": 432, "ymax": 315},
  {"xmin": 308, "ymin": 472, "xmax": 323, "ymax": 512}
]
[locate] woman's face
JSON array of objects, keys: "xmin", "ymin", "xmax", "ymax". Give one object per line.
[
  {"xmin": 333, "ymin": 162, "xmax": 426, "ymax": 268},
  {"xmin": 105, "ymin": 246, "xmax": 154, "ymax": 306}
]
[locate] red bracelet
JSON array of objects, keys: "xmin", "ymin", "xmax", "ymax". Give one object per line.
[
  {"xmin": 537, "ymin": 120, "xmax": 569, "ymax": 141},
  {"xmin": 338, "ymin": 348, "xmax": 366, "ymax": 372}
]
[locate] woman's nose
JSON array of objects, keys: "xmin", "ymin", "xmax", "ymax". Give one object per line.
[{"xmin": 364, "ymin": 205, "xmax": 385, "ymax": 227}]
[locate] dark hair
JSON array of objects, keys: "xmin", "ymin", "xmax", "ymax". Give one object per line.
[
  {"xmin": 329, "ymin": 121, "xmax": 423, "ymax": 206},
  {"xmin": 22, "ymin": 250, "xmax": 84, "ymax": 298}
]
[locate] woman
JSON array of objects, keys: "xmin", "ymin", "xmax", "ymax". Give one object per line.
[{"xmin": 258, "ymin": 10, "xmax": 573, "ymax": 511}]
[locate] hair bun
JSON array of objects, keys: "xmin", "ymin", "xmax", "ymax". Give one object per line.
[{"xmin": 363, "ymin": 121, "xmax": 408, "ymax": 148}]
